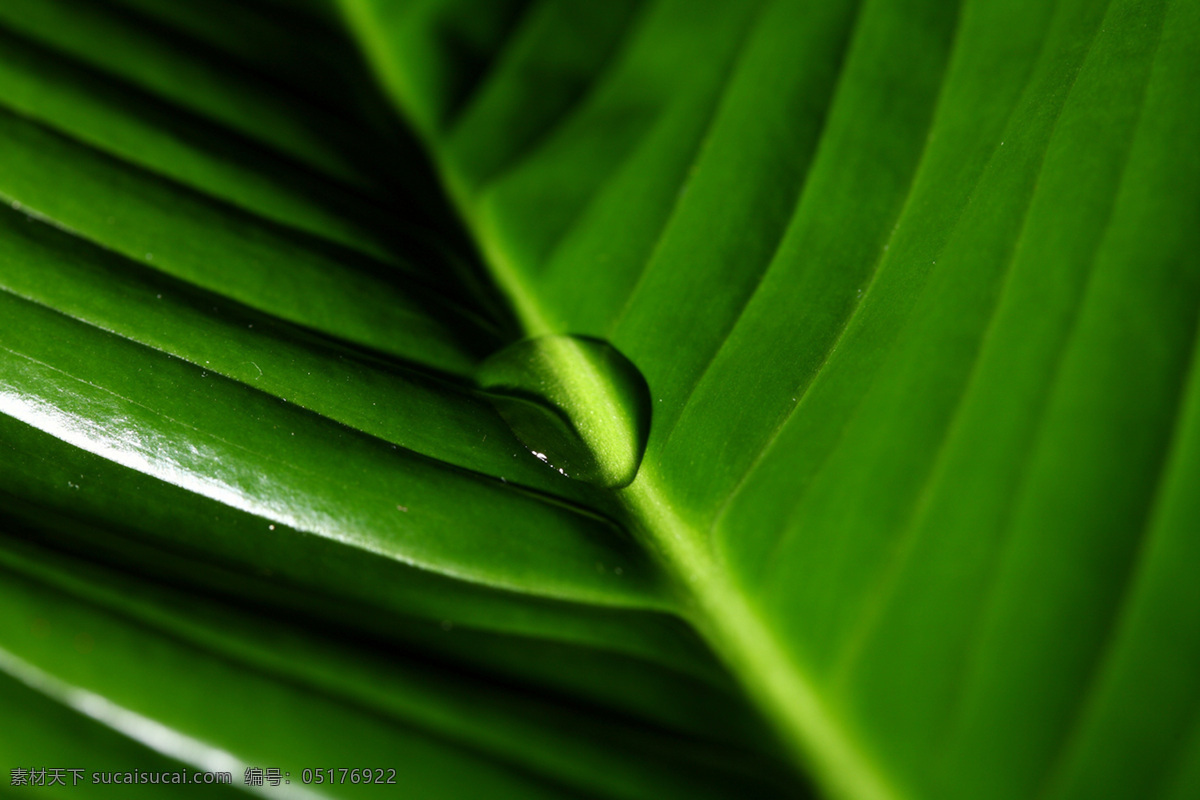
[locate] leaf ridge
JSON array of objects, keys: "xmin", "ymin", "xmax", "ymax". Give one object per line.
[
  {"xmin": 0, "ymin": 2, "xmax": 370, "ymax": 189},
  {"xmin": 0, "ymin": 315, "xmax": 655, "ymax": 609},
  {"xmin": 0, "ymin": 25, "xmax": 413, "ymax": 263},
  {"xmin": 826, "ymin": 0, "xmax": 1124, "ymax": 683},
  {"xmin": 1034, "ymin": 313, "xmax": 1199, "ymax": 800},
  {"xmin": 445, "ymin": 0, "xmax": 647, "ymax": 188},
  {"xmin": 649, "ymin": 0, "xmax": 870, "ymax": 455},
  {"xmin": 1028, "ymin": 16, "xmax": 1192, "ymax": 798},
  {"xmin": 937, "ymin": 12, "xmax": 1165, "ymax": 752},
  {"xmin": 709, "ymin": 0, "xmax": 972, "ymax": 553},
  {"xmin": 597, "ymin": 0, "xmax": 776, "ymax": 337}
]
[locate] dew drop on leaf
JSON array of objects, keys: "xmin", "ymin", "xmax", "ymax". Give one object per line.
[{"xmin": 476, "ymin": 335, "xmax": 651, "ymax": 488}]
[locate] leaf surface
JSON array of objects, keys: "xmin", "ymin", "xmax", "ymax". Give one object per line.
[{"xmin": 2, "ymin": 1, "xmax": 1199, "ymax": 798}]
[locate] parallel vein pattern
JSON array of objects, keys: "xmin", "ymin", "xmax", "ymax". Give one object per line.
[{"xmin": 1, "ymin": 0, "xmax": 1197, "ymax": 798}]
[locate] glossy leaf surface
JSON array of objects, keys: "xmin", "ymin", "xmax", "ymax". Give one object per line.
[{"xmin": 2, "ymin": 1, "xmax": 1199, "ymax": 799}]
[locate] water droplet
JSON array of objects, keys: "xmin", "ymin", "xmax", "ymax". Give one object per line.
[{"xmin": 476, "ymin": 335, "xmax": 651, "ymax": 488}]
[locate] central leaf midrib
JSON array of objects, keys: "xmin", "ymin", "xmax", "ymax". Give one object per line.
[
  {"xmin": 334, "ymin": 6, "xmax": 905, "ymax": 792},
  {"xmin": 621, "ymin": 476, "xmax": 899, "ymax": 800},
  {"xmin": 440, "ymin": 171, "xmax": 902, "ymax": 800}
]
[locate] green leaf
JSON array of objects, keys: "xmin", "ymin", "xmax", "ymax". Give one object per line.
[{"xmin": 2, "ymin": 1, "xmax": 1199, "ymax": 799}]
